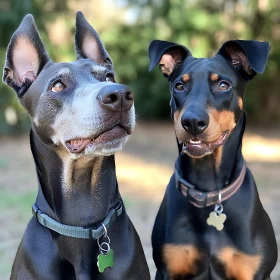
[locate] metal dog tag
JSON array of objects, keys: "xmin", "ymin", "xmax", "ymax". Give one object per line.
[
  {"xmin": 206, "ymin": 190, "xmax": 227, "ymax": 231},
  {"xmin": 97, "ymin": 249, "xmax": 114, "ymax": 273},
  {"xmin": 97, "ymin": 224, "xmax": 114, "ymax": 273},
  {"xmin": 207, "ymin": 211, "xmax": 227, "ymax": 231}
]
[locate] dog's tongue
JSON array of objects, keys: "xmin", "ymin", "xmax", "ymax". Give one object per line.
[{"xmin": 66, "ymin": 138, "xmax": 92, "ymax": 154}]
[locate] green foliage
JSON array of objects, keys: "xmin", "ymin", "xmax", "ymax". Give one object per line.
[
  {"xmin": 0, "ymin": 0, "xmax": 69, "ymax": 135},
  {"xmin": 103, "ymin": 0, "xmax": 280, "ymax": 122},
  {"xmin": 0, "ymin": 0, "xmax": 279, "ymax": 135},
  {"xmin": 0, "ymin": 190, "xmax": 36, "ymax": 220}
]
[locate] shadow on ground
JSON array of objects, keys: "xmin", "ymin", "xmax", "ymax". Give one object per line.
[{"xmin": 0, "ymin": 122, "xmax": 279, "ymax": 279}]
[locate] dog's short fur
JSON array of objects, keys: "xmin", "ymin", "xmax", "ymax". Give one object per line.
[
  {"xmin": 4, "ymin": 12, "xmax": 150, "ymax": 279},
  {"xmin": 148, "ymin": 40, "xmax": 277, "ymax": 279}
]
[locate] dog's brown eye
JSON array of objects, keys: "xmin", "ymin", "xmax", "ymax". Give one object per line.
[
  {"xmin": 105, "ymin": 74, "xmax": 115, "ymax": 82},
  {"xmin": 175, "ymin": 83, "xmax": 184, "ymax": 91},
  {"xmin": 218, "ymin": 81, "xmax": 231, "ymax": 91},
  {"xmin": 51, "ymin": 81, "xmax": 65, "ymax": 92}
]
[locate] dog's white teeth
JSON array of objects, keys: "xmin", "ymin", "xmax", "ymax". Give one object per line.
[{"xmin": 190, "ymin": 139, "xmax": 201, "ymax": 144}]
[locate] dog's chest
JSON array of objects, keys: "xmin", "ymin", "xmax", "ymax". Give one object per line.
[{"xmin": 163, "ymin": 229, "xmax": 261, "ymax": 280}]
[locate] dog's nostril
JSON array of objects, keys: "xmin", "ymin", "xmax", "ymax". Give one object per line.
[
  {"xmin": 109, "ymin": 93, "xmax": 118, "ymax": 103},
  {"xmin": 184, "ymin": 120, "xmax": 192, "ymax": 129},
  {"xmin": 197, "ymin": 121, "xmax": 206, "ymax": 128},
  {"xmin": 126, "ymin": 91, "xmax": 134, "ymax": 101},
  {"xmin": 98, "ymin": 85, "xmax": 133, "ymax": 111}
]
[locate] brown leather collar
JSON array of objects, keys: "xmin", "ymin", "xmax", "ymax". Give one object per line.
[{"xmin": 175, "ymin": 160, "xmax": 247, "ymax": 208}]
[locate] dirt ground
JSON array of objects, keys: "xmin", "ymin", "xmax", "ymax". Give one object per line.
[{"xmin": 0, "ymin": 122, "xmax": 279, "ymax": 279}]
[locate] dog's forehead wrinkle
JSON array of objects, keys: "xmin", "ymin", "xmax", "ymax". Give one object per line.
[
  {"xmin": 70, "ymin": 59, "xmax": 107, "ymax": 70},
  {"xmin": 39, "ymin": 63, "xmax": 74, "ymax": 81},
  {"xmin": 181, "ymin": 57, "xmax": 233, "ymax": 76}
]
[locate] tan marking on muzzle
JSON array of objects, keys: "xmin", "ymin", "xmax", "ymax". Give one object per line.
[
  {"xmin": 163, "ymin": 244, "xmax": 201, "ymax": 278},
  {"xmin": 238, "ymin": 97, "xmax": 243, "ymax": 110},
  {"xmin": 173, "ymin": 106, "xmax": 188, "ymax": 141},
  {"xmin": 174, "ymin": 107, "xmax": 236, "ymax": 142},
  {"xmin": 210, "ymin": 73, "xmax": 219, "ymax": 81},
  {"xmin": 218, "ymin": 247, "xmax": 261, "ymax": 280},
  {"xmin": 206, "ymin": 108, "xmax": 236, "ymax": 168},
  {"xmin": 173, "ymin": 107, "xmax": 236, "ymax": 165},
  {"xmin": 206, "ymin": 108, "xmax": 236, "ymax": 141},
  {"xmin": 182, "ymin": 73, "xmax": 190, "ymax": 83}
]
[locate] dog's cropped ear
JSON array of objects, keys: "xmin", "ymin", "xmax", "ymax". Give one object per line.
[
  {"xmin": 75, "ymin": 11, "xmax": 112, "ymax": 69},
  {"xmin": 217, "ymin": 40, "xmax": 270, "ymax": 80},
  {"xmin": 2, "ymin": 14, "xmax": 50, "ymax": 97},
  {"xmin": 148, "ymin": 40, "xmax": 191, "ymax": 78}
]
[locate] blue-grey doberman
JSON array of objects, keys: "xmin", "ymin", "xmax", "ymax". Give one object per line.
[{"xmin": 3, "ymin": 12, "xmax": 150, "ymax": 280}]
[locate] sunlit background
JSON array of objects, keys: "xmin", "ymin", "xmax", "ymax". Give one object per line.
[{"xmin": 0, "ymin": 0, "xmax": 279, "ymax": 279}]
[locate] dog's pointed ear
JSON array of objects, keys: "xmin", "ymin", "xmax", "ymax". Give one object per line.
[
  {"xmin": 217, "ymin": 40, "xmax": 270, "ymax": 80},
  {"xmin": 148, "ymin": 40, "xmax": 191, "ymax": 78},
  {"xmin": 2, "ymin": 14, "xmax": 50, "ymax": 97},
  {"xmin": 75, "ymin": 11, "xmax": 112, "ymax": 68}
]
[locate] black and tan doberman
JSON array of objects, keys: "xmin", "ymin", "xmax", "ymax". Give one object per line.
[
  {"xmin": 148, "ymin": 40, "xmax": 278, "ymax": 279},
  {"xmin": 3, "ymin": 12, "xmax": 150, "ymax": 279}
]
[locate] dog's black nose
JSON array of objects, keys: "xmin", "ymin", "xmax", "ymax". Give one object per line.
[
  {"xmin": 98, "ymin": 84, "xmax": 134, "ymax": 112},
  {"xmin": 181, "ymin": 111, "xmax": 209, "ymax": 135}
]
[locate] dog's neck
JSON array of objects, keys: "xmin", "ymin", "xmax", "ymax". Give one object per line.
[
  {"xmin": 30, "ymin": 130, "xmax": 120, "ymax": 226},
  {"xmin": 179, "ymin": 112, "xmax": 246, "ymax": 192}
]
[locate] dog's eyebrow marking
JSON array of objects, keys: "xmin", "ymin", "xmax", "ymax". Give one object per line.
[
  {"xmin": 210, "ymin": 73, "xmax": 219, "ymax": 81},
  {"xmin": 48, "ymin": 67, "xmax": 73, "ymax": 87},
  {"xmin": 92, "ymin": 65, "xmax": 107, "ymax": 74},
  {"xmin": 56, "ymin": 68, "xmax": 72, "ymax": 77},
  {"xmin": 182, "ymin": 73, "xmax": 190, "ymax": 83},
  {"xmin": 48, "ymin": 68, "xmax": 73, "ymax": 87}
]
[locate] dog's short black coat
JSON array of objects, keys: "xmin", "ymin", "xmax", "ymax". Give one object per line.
[{"xmin": 148, "ymin": 39, "xmax": 277, "ymax": 279}]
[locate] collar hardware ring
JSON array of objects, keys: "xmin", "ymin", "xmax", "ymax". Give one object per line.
[
  {"xmin": 215, "ymin": 203, "xmax": 223, "ymax": 215},
  {"xmin": 97, "ymin": 235, "xmax": 111, "ymax": 254},
  {"xmin": 101, "ymin": 223, "xmax": 107, "ymax": 238},
  {"xmin": 98, "ymin": 241, "xmax": 110, "ymax": 255}
]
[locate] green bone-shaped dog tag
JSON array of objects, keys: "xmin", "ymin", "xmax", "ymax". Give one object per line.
[{"xmin": 97, "ymin": 249, "xmax": 114, "ymax": 273}]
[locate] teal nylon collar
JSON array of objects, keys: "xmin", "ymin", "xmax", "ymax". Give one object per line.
[{"xmin": 32, "ymin": 201, "xmax": 123, "ymax": 239}]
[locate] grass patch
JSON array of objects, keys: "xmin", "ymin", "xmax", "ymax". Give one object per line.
[
  {"xmin": 0, "ymin": 158, "xmax": 9, "ymax": 169},
  {"xmin": 122, "ymin": 196, "xmax": 149, "ymax": 210},
  {"xmin": 0, "ymin": 190, "xmax": 36, "ymax": 221}
]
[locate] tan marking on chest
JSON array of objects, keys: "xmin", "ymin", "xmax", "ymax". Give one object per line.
[
  {"xmin": 163, "ymin": 244, "xmax": 200, "ymax": 278},
  {"xmin": 182, "ymin": 73, "xmax": 190, "ymax": 83},
  {"xmin": 210, "ymin": 73, "xmax": 219, "ymax": 81},
  {"xmin": 218, "ymin": 247, "xmax": 261, "ymax": 280}
]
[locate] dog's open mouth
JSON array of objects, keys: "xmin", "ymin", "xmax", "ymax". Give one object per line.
[
  {"xmin": 182, "ymin": 131, "xmax": 229, "ymax": 157},
  {"xmin": 66, "ymin": 125, "xmax": 131, "ymax": 154}
]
